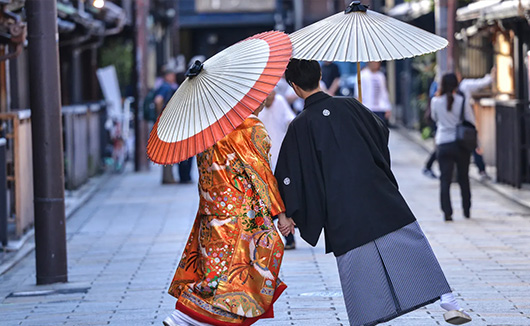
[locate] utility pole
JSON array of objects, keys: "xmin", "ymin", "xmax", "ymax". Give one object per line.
[
  {"xmin": 435, "ymin": 0, "xmax": 456, "ymax": 77},
  {"xmin": 26, "ymin": 0, "xmax": 68, "ymax": 284},
  {"xmin": 171, "ymin": 0, "xmax": 180, "ymax": 56},
  {"xmin": 294, "ymin": 0, "xmax": 303, "ymax": 30},
  {"xmin": 132, "ymin": 0, "xmax": 149, "ymax": 171}
]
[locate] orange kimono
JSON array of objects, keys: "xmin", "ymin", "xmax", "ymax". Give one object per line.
[{"xmin": 168, "ymin": 115, "xmax": 287, "ymax": 325}]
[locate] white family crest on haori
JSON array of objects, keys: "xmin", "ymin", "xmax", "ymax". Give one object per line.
[{"xmin": 147, "ymin": 31, "xmax": 292, "ymax": 165}]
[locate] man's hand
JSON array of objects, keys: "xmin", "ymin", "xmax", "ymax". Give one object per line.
[{"xmin": 277, "ymin": 213, "xmax": 296, "ymax": 236}]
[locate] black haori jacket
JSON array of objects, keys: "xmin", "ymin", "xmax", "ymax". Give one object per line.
[{"xmin": 275, "ymin": 92, "xmax": 416, "ymax": 257}]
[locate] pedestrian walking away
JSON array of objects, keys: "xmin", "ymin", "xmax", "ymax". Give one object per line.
[
  {"xmin": 163, "ymin": 103, "xmax": 288, "ymax": 326},
  {"xmin": 431, "ymin": 73, "xmax": 475, "ymax": 221},
  {"xmin": 321, "ymin": 61, "xmax": 341, "ymax": 95},
  {"xmin": 359, "ymin": 62, "xmax": 392, "ymax": 126},
  {"xmin": 275, "ymin": 59, "xmax": 472, "ymax": 326},
  {"xmin": 422, "ymin": 67, "xmax": 495, "ymax": 181},
  {"xmin": 154, "ymin": 66, "xmax": 180, "ymax": 184}
]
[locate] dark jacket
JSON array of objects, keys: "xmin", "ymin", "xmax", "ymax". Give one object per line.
[{"xmin": 275, "ymin": 92, "xmax": 416, "ymax": 256}]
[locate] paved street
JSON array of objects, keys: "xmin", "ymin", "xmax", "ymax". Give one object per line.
[{"xmin": 1, "ymin": 131, "xmax": 530, "ymax": 326}]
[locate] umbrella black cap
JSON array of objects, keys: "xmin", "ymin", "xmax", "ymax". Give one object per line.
[
  {"xmin": 345, "ymin": 1, "xmax": 368, "ymax": 13},
  {"xmin": 186, "ymin": 60, "xmax": 204, "ymax": 78}
]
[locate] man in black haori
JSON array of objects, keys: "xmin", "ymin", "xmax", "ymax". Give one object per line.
[{"xmin": 275, "ymin": 59, "xmax": 472, "ymax": 326}]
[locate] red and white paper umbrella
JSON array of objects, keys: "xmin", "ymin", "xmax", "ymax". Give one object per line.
[{"xmin": 147, "ymin": 31, "xmax": 292, "ymax": 165}]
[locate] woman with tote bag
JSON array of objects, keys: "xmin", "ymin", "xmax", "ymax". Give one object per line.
[{"xmin": 431, "ymin": 73, "xmax": 476, "ymax": 221}]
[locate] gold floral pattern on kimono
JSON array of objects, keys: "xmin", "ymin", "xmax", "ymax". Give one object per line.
[{"xmin": 168, "ymin": 116, "xmax": 287, "ymax": 326}]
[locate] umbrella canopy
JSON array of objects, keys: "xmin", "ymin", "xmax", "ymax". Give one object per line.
[
  {"xmin": 147, "ymin": 31, "xmax": 292, "ymax": 165},
  {"xmin": 290, "ymin": 1, "xmax": 448, "ymax": 63}
]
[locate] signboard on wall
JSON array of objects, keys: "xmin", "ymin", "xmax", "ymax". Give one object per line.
[
  {"xmin": 196, "ymin": 0, "xmax": 276, "ymax": 13},
  {"xmin": 495, "ymin": 32, "xmax": 514, "ymax": 96}
]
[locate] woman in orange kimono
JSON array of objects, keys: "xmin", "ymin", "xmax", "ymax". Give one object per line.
[{"xmin": 163, "ymin": 105, "xmax": 288, "ymax": 326}]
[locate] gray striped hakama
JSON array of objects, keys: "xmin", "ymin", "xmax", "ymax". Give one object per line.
[{"xmin": 336, "ymin": 221, "xmax": 451, "ymax": 326}]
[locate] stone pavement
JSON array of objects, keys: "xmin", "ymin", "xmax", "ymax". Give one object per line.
[
  {"xmin": 1, "ymin": 131, "xmax": 530, "ymax": 326},
  {"xmin": 0, "ymin": 174, "xmax": 108, "ymax": 275}
]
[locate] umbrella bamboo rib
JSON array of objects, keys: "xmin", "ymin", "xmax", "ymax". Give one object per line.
[
  {"xmin": 206, "ymin": 73, "xmax": 257, "ymax": 114},
  {"xmin": 198, "ymin": 76, "xmax": 228, "ymax": 149},
  {"xmin": 200, "ymin": 77, "xmax": 232, "ymax": 138},
  {"xmin": 164, "ymin": 87, "xmax": 188, "ymax": 146},
  {"xmin": 329, "ymin": 15, "xmax": 350, "ymax": 59},
  {"xmin": 189, "ymin": 80, "xmax": 199, "ymax": 159},
  {"xmin": 375, "ymin": 20, "xmax": 432, "ymax": 53},
  {"xmin": 370, "ymin": 13, "xmax": 445, "ymax": 54},
  {"xmin": 343, "ymin": 14, "xmax": 355, "ymax": 61},
  {"xmin": 370, "ymin": 10, "xmax": 446, "ymax": 49},
  {"xmin": 291, "ymin": 13, "xmax": 345, "ymax": 59},
  {"xmin": 206, "ymin": 75, "xmax": 261, "ymax": 103},
  {"xmin": 359, "ymin": 14, "xmax": 377, "ymax": 61},
  {"xmin": 201, "ymin": 80, "xmax": 228, "ymax": 139},
  {"xmin": 361, "ymin": 13, "xmax": 394, "ymax": 60},
  {"xmin": 200, "ymin": 80, "xmax": 219, "ymax": 152},
  {"xmin": 355, "ymin": 14, "xmax": 359, "ymax": 63},
  {"xmin": 290, "ymin": 9, "xmax": 447, "ymax": 62},
  {"xmin": 193, "ymin": 80, "xmax": 207, "ymax": 157},
  {"xmin": 175, "ymin": 82, "xmax": 195, "ymax": 161},
  {"xmin": 367, "ymin": 15, "xmax": 408, "ymax": 58}
]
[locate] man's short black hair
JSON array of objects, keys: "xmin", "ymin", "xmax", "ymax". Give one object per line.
[{"xmin": 285, "ymin": 59, "xmax": 321, "ymax": 91}]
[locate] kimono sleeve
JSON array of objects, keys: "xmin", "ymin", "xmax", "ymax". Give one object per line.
[
  {"xmin": 234, "ymin": 122, "xmax": 286, "ymax": 217},
  {"xmin": 275, "ymin": 117, "xmax": 324, "ymax": 247},
  {"xmin": 378, "ymin": 117, "xmax": 392, "ymax": 168},
  {"xmin": 274, "ymin": 123, "xmax": 302, "ymax": 219}
]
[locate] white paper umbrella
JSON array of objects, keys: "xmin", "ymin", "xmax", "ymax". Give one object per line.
[
  {"xmin": 289, "ymin": 1, "xmax": 448, "ymax": 101},
  {"xmin": 147, "ymin": 31, "xmax": 292, "ymax": 165}
]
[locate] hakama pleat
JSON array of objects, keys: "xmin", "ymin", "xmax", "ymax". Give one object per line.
[{"xmin": 336, "ymin": 221, "xmax": 451, "ymax": 326}]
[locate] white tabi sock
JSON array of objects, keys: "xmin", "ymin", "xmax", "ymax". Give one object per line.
[
  {"xmin": 163, "ymin": 310, "xmax": 213, "ymax": 326},
  {"xmin": 440, "ymin": 292, "xmax": 463, "ymax": 312}
]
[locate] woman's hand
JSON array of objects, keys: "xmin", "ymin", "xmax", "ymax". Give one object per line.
[{"xmin": 277, "ymin": 213, "xmax": 296, "ymax": 236}]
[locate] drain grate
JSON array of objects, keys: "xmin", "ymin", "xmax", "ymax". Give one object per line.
[
  {"xmin": 8, "ymin": 287, "xmax": 90, "ymax": 298},
  {"xmin": 300, "ymin": 291, "xmax": 343, "ymax": 297}
]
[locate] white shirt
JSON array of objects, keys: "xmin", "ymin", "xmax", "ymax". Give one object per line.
[
  {"xmin": 459, "ymin": 74, "xmax": 492, "ymax": 103},
  {"xmin": 359, "ymin": 68, "xmax": 392, "ymax": 112},
  {"xmin": 431, "ymin": 93, "xmax": 475, "ymax": 145},
  {"xmin": 275, "ymin": 78, "xmax": 291, "ymax": 98},
  {"xmin": 258, "ymin": 94, "xmax": 296, "ymax": 171}
]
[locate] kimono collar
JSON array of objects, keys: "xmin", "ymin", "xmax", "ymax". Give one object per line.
[{"xmin": 304, "ymin": 91, "xmax": 331, "ymax": 110}]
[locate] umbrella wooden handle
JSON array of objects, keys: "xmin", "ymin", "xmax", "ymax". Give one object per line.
[{"xmin": 357, "ymin": 62, "xmax": 362, "ymax": 103}]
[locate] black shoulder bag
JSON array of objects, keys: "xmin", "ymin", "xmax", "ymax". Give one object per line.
[{"xmin": 455, "ymin": 92, "xmax": 477, "ymax": 152}]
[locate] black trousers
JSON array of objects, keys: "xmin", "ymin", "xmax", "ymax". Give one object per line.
[
  {"xmin": 427, "ymin": 146, "xmax": 486, "ymax": 173},
  {"xmin": 178, "ymin": 157, "xmax": 193, "ymax": 183},
  {"xmin": 425, "ymin": 149, "xmax": 437, "ymax": 170},
  {"xmin": 473, "ymin": 150, "xmax": 485, "ymax": 173},
  {"xmin": 437, "ymin": 142, "xmax": 471, "ymax": 216}
]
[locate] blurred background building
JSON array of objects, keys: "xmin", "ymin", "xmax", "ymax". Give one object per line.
[
  {"xmin": 1, "ymin": 0, "xmax": 530, "ymax": 250},
  {"xmin": 0, "ymin": 0, "xmax": 349, "ymax": 249}
]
